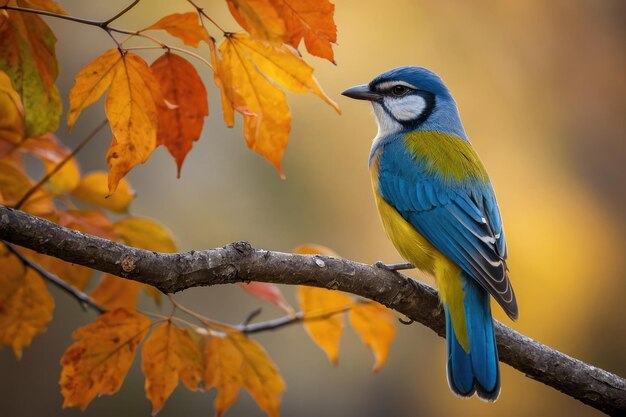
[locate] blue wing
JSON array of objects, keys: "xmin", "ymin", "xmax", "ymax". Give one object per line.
[{"xmin": 378, "ymin": 139, "xmax": 518, "ymax": 319}]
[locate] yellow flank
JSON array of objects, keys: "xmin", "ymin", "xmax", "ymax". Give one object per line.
[{"xmin": 370, "ymin": 151, "xmax": 470, "ymax": 351}]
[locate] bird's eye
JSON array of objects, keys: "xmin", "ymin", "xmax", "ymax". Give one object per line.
[{"xmin": 390, "ymin": 85, "xmax": 409, "ymax": 96}]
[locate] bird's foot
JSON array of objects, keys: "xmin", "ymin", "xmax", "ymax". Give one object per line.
[
  {"xmin": 374, "ymin": 261, "xmax": 415, "ymax": 272},
  {"xmin": 398, "ymin": 316, "xmax": 414, "ymax": 325}
]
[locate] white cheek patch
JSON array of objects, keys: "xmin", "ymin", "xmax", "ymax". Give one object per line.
[
  {"xmin": 371, "ymin": 102, "xmax": 403, "ymax": 140},
  {"xmin": 384, "ymin": 95, "xmax": 427, "ymax": 122}
]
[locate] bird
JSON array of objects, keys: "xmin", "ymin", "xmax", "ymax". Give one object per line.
[{"xmin": 342, "ymin": 66, "xmax": 518, "ymax": 401}]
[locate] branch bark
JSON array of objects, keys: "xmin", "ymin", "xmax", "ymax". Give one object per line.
[{"xmin": 1, "ymin": 206, "xmax": 624, "ymax": 415}]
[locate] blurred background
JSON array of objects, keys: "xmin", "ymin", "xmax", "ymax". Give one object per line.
[{"xmin": 1, "ymin": 0, "xmax": 625, "ymax": 416}]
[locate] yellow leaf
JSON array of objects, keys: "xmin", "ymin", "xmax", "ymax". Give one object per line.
[
  {"xmin": 226, "ymin": 0, "xmax": 286, "ymax": 43},
  {"xmin": 208, "ymin": 36, "xmax": 235, "ymax": 127},
  {"xmin": 293, "ymin": 244, "xmax": 350, "ymax": 364},
  {"xmin": 142, "ymin": 322, "xmax": 203, "ymax": 414},
  {"xmin": 0, "ymin": 70, "xmax": 25, "ymax": 144},
  {"xmin": 151, "ymin": 52, "xmax": 208, "ymax": 177},
  {"xmin": 60, "ymin": 309, "xmax": 151, "ymax": 410},
  {"xmin": 91, "ymin": 274, "xmax": 141, "ymax": 310},
  {"xmin": 219, "ymin": 35, "xmax": 291, "ymax": 174},
  {"xmin": 205, "ymin": 332, "xmax": 285, "ymax": 417},
  {"xmin": 273, "ymin": 0, "xmax": 337, "ymax": 62},
  {"xmin": 0, "ymin": 254, "xmax": 53, "ymax": 359},
  {"xmin": 0, "ymin": 0, "xmax": 62, "ymax": 137},
  {"xmin": 349, "ymin": 302, "xmax": 396, "ymax": 371},
  {"xmin": 297, "ymin": 286, "xmax": 352, "ymax": 365},
  {"xmin": 143, "ymin": 12, "xmax": 209, "ymax": 48},
  {"xmin": 0, "ymin": 160, "xmax": 55, "ymax": 217},
  {"xmin": 71, "ymin": 171, "xmax": 135, "ymax": 213},
  {"xmin": 67, "ymin": 49, "xmax": 121, "ymax": 131},
  {"xmin": 113, "ymin": 217, "xmax": 177, "ymax": 253},
  {"xmin": 230, "ymin": 33, "xmax": 339, "ymax": 112}
]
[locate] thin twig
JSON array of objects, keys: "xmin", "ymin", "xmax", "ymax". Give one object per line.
[
  {"xmin": 14, "ymin": 119, "xmax": 108, "ymax": 210},
  {"xmin": 3, "ymin": 241, "xmax": 106, "ymax": 314},
  {"xmin": 103, "ymin": 0, "xmax": 142, "ymax": 25}
]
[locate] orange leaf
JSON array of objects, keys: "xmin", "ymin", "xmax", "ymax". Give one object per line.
[
  {"xmin": 0, "ymin": 160, "xmax": 55, "ymax": 217},
  {"xmin": 143, "ymin": 12, "xmax": 209, "ymax": 48},
  {"xmin": 151, "ymin": 52, "xmax": 208, "ymax": 177},
  {"xmin": 91, "ymin": 274, "xmax": 141, "ymax": 310},
  {"xmin": 293, "ymin": 243, "xmax": 338, "ymax": 257},
  {"xmin": 24, "ymin": 248, "xmax": 93, "ymax": 291},
  {"xmin": 60, "ymin": 309, "xmax": 151, "ymax": 410},
  {"xmin": 239, "ymin": 282, "xmax": 294, "ymax": 314},
  {"xmin": 113, "ymin": 216, "xmax": 177, "ymax": 253},
  {"xmin": 0, "ymin": 250, "xmax": 54, "ymax": 359},
  {"xmin": 104, "ymin": 52, "xmax": 162, "ymax": 192},
  {"xmin": 58, "ymin": 209, "xmax": 116, "ymax": 241},
  {"xmin": 142, "ymin": 322, "xmax": 203, "ymax": 414},
  {"xmin": 0, "ymin": 0, "xmax": 62, "ymax": 137},
  {"xmin": 0, "ymin": 70, "xmax": 25, "ymax": 144},
  {"xmin": 205, "ymin": 332, "xmax": 285, "ymax": 417},
  {"xmin": 226, "ymin": 0, "xmax": 286, "ymax": 43},
  {"xmin": 67, "ymin": 49, "xmax": 121, "ymax": 131},
  {"xmin": 297, "ymin": 286, "xmax": 352, "ymax": 365},
  {"xmin": 273, "ymin": 0, "xmax": 337, "ymax": 62},
  {"xmin": 349, "ymin": 302, "xmax": 396, "ymax": 371},
  {"xmin": 219, "ymin": 35, "xmax": 291, "ymax": 174},
  {"xmin": 71, "ymin": 171, "xmax": 135, "ymax": 213}
]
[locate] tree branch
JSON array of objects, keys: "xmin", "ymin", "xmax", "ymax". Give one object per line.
[{"xmin": 0, "ymin": 206, "xmax": 624, "ymax": 415}]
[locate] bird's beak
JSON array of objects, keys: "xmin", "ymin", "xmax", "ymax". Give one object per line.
[{"xmin": 341, "ymin": 84, "xmax": 381, "ymax": 101}]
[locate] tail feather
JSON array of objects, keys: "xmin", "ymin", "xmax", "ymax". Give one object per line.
[{"xmin": 445, "ymin": 274, "xmax": 500, "ymax": 401}]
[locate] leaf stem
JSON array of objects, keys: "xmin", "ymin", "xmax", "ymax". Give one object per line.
[
  {"xmin": 102, "ymin": 0, "xmax": 142, "ymax": 25},
  {"xmin": 3, "ymin": 242, "xmax": 106, "ymax": 314},
  {"xmin": 14, "ymin": 119, "xmax": 108, "ymax": 210}
]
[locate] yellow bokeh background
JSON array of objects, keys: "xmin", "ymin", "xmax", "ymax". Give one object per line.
[{"xmin": 1, "ymin": 1, "xmax": 624, "ymax": 416}]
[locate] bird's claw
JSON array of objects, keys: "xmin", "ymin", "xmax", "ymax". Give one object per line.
[{"xmin": 398, "ymin": 317, "xmax": 414, "ymax": 325}]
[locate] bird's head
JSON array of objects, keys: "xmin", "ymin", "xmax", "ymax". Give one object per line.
[{"xmin": 342, "ymin": 66, "xmax": 458, "ymax": 138}]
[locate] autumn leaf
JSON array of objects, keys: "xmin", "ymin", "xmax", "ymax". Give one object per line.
[
  {"xmin": 228, "ymin": 34, "xmax": 339, "ymax": 111},
  {"xmin": 58, "ymin": 209, "xmax": 116, "ymax": 240},
  {"xmin": 142, "ymin": 322, "xmax": 203, "ymax": 414},
  {"xmin": 219, "ymin": 35, "xmax": 290, "ymax": 174},
  {"xmin": 0, "ymin": 160, "xmax": 55, "ymax": 217},
  {"xmin": 60, "ymin": 309, "xmax": 152, "ymax": 410},
  {"xmin": 22, "ymin": 133, "xmax": 80, "ymax": 194},
  {"xmin": 91, "ymin": 274, "xmax": 141, "ymax": 310},
  {"xmin": 71, "ymin": 171, "xmax": 135, "ymax": 213},
  {"xmin": 114, "ymin": 217, "xmax": 177, "ymax": 253},
  {"xmin": 151, "ymin": 52, "xmax": 208, "ymax": 177},
  {"xmin": 0, "ymin": 251, "xmax": 54, "ymax": 359},
  {"xmin": 0, "ymin": 70, "xmax": 25, "ymax": 144},
  {"xmin": 226, "ymin": 0, "xmax": 286, "ymax": 43},
  {"xmin": 0, "ymin": 0, "xmax": 62, "ymax": 137},
  {"xmin": 143, "ymin": 12, "xmax": 209, "ymax": 47},
  {"xmin": 67, "ymin": 49, "xmax": 121, "ymax": 131},
  {"xmin": 239, "ymin": 282, "xmax": 294, "ymax": 314},
  {"xmin": 297, "ymin": 285, "xmax": 352, "ymax": 364},
  {"xmin": 218, "ymin": 33, "xmax": 338, "ymax": 173},
  {"xmin": 205, "ymin": 332, "xmax": 285, "ymax": 417},
  {"xmin": 208, "ymin": 37, "xmax": 235, "ymax": 127},
  {"xmin": 349, "ymin": 302, "xmax": 396, "ymax": 371},
  {"xmin": 273, "ymin": 0, "xmax": 337, "ymax": 62}
]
